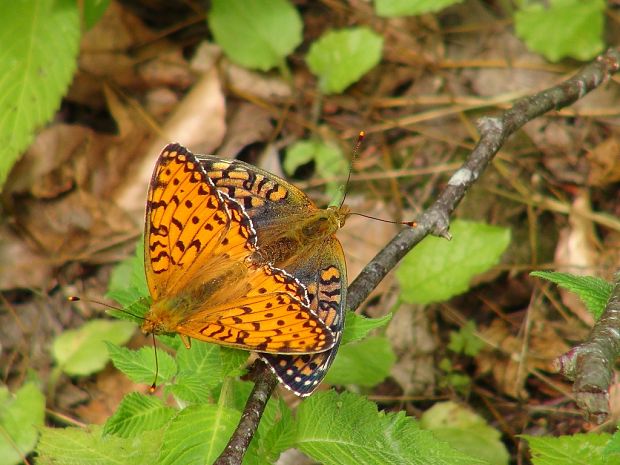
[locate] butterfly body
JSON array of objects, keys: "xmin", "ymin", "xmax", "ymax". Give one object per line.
[
  {"xmin": 198, "ymin": 155, "xmax": 349, "ymax": 396},
  {"xmin": 142, "ymin": 144, "xmax": 335, "ymax": 355}
]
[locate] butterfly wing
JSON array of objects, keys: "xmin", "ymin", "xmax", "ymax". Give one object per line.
[
  {"xmin": 198, "ymin": 155, "xmax": 347, "ymax": 395},
  {"xmin": 144, "ymin": 144, "xmax": 334, "ymax": 354}
]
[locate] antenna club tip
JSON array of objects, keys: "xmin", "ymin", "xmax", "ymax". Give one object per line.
[
  {"xmin": 358, "ymin": 130, "xmax": 366, "ymax": 140},
  {"xmin": 68, "ymin": 296, "xmax": 80, "ymax": 302},
  {"xmin": 405, "ymin": 221, "xmax": 418, "ymax": 228},
  {"xmin": 149, "ymin": 384, "xmax": 157, "ymax": 394}
]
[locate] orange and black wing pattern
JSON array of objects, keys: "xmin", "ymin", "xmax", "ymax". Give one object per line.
[{"xmin": 143, "ymin": 144, "xmax": 334, "ymax": 354}]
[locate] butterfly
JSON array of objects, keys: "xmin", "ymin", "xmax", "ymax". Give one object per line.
[
  {"xmin": 197, "ymin": 153, "xmax": 349, "ymax": 396},
  {"xmin": 141, "ymin": 143, "xmax": 335, "ymax": 357}
]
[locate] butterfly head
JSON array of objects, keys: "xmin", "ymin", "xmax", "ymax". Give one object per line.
[{"xmin": 301, "ymin": 205, "xmax": 350, "ymax": 238}]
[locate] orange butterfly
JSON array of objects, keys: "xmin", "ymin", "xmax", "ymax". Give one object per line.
[
  {"xmin": 197, "ymin": 154, "xmax": 349, "ymax": 396},
  {"xmin": 141, "ymin": 144, "xmax": 335, "ymax": 356}
]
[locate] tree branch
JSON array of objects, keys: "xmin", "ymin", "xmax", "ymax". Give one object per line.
[
  {"xmin": 216, "ymin": 47, "xmax": 620, "ymax": 464},
  {"xmin": 555, "ymin": 270, "xmax": 620, "ymax": 424}
]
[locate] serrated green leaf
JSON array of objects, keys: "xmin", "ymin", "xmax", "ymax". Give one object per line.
[
  {"xmin": 208, "ymin": 0, "xmax": 302, "ymax": 71},
  {"xmin": 325, "ymin": 336, "xmax": 395, "ymax": 387},
  {"xmin": 284, "ymin": 139, "xmax": 347, "ymax": 199},
  {"xmin": 375, "ymin": 0, "xmax": 463, "ymax": 17},
  {"xmin": 82, "ymin": 0, "xmax": 110, "ymax": 29},
  {"xmin": 522, "ymin": 433, "xmax": 612, "ymax": 465},
  {"xmin": 52, "ymin": 320, "xmax": 135, "ymax": 376},
  {"xmin": 421, "ymin": 401, "xmax": 509, "ymax": 465},
  {"xmin": 514, "ymin": 0, "xmax": 605, "ymax": 62},
  {"xmin": 0, "ymin": 0, "xmax": 80, "ymax": 188},
  {"xmin": 219, "ymin": 347, "xmax": 249, "ymax": 377},
  {"xmin": 397, "ymin": 220, "xmax": 511, "ymax": 304},
  {"xmin": 306, "ymin": 27, "xmax": 383, "ymax": 94},
  {"xmin": 158, "ymin": 404, "xmax": 242, "ymax": 465},
  {"xmin": 295, "ymin": 391, "xmax": 488, "ymax": 465},
  {"xmin": 341, "ymin": 311, "xmax": 392, "ymax": 345},
  {"xmin": 106, "ymin": 343, "xmax": 177, "ymax": 385},
  {"xmin": 0, "ymin": 383, "xmax": 45, "ymax": 465},
  {"xmin": 103, "ymin": 392, "xmax": 175, "ymax": 438},
  {"xmin": 176, "ymin": 342, "xmax": 223, "ymax": 386},
  {"xmin": 448, "ymin": 320, "xmax": 484, "ymax": 357},
  {"xmin": 36, "ymin": 425, "xmax": 162, "ymax": 465},
  {"xmin": 530, "ymin": 271, "xmax": 612, "ymax": 320},
  {"xmin": 166, "ymin": 375, "xmax": 213, "ymax": 404}
]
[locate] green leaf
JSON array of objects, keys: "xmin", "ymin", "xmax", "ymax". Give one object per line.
[
  {"xmin": 284, "ymin": 139, "xmax": 347, "ymax": 199},
  {"xmin": 514, "ymin": 0, "xmax": 605, "ymax": 62},
  {"xmin": 325, "ymin": 336, "xmax": 395, "ymax": 387},
  {"xmin": 604, "ymin": 429, "xmax": 620, "ymax": 457},
  {"xmin": 341, "ymin": 311, "xmax": 392, "ymax": 345},
  {"xmin": 103, "ymin": 393, "xmax": 175, "ymax": 438},
  {"xmin": 375, "ymin": 0, "xmax": 463, "ymax": 17},
  {"xmin": 81, "ymin": 0, "xmax": 110, "ymax": 29},
  {"xmin": 448, "ymin": 321, "xmax": 485, "ymax": 357},
  {"xmin": 158, "ymin": 404, "xmax": 242, "ymax": 465},
  {"xmin": 166, "ymin": 375, "xmax": 213, "ymax": 404},
  {"xmin": 52, "ymin": 320, "xmax": 135, "ymax": 376},
  {"xmin": 0, "ymin": 0, "xmax": 80, "ymax": 188},
  {"xmin": 420, "ymin": 401, "xmax": 509, "ymax": 465},
  {"xmin": 295, "ymin": 391, "xmax": 488, "ymax": 465},
  {"xmin": 306, "ymin": 27, "xmax": 383, "ymax": 94},
  {"xmin": 0, "ymin": 383, "xmax": 45, "ymax": 465},
  {"xmin": 397, "ymin": 220, "xmax": 511, "ymax": 304},
  {"xmin": 208, "ymin": 0, "xmax": 302, "ymax": 71},
  {"xmin": 36, "ymin": 425, "xmax": 162, "ymax": 465},
  {"xmin": 107, "ymin": 240, "xmax": 148, "ymax": 308},
  {"xmin": 530, "ymin": 271, "xmax": 612, "ymax": 320},
  {"xmin": 106, "ymin": 343, "xmax": 177, "ymax": 385},
  {"xmin": 220, "ymin": 347, "xmax": 249, "ymax": 377},
  {"xmin": 522, "ymin": 433, "xmax": 612, "ymax": 465}
]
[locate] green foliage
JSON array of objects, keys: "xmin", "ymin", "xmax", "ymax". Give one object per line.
[
  {"xmin": 296, "ymin": 391, "xmax": 488, "ymax": 465},
  {"xmin": 438, "ymin": 359, "xmax": 471, "ymax": 395},
  {"xmin": 52, "ymin": 320, "xmax": 135, "ymax": 376},
  {"xmin": 375, "ymin": 0, "xmax": 463, "ymax": 17},
  {"xmin": 604, "ymin": 429, "xmax": 620, "ymax": 457},
  {"xmin": 530, "ymin": 271, "xmax": 612, "ymax": 319},
  {"xmin": 82, "ymin": 0, "xmax": 110, "ymax": 29},
  {"xmin": 103, "ymin": 393, "xmax": 175, "ymax": 438},
  {"xmin": 397, "ymin": 220, "xmax": 511, "ymax": 304},
  {"xmin": 421, "ymin": 401, "xmax": 509, "ymax": 465},
  {"xmin": 514, "ymin": 0, "xmax": 605, "ymax": 62},
  {"xmin": 325, "ymin": 336, "xmax": 395, "ymax": 387},
  {"xmin": 158, "ymin": 404, "xmax": 242, "ymax": 465},
  {"xmin": 106, "ymin": 343, "xmax": 177, "ymax": 385},
  {"xmin": 522, "ymin": 433, "xmax": 613, "ymax": 465},
  {"xmin": 208, "ymin": 0, "xmax": 302, "ymax": 71},
  {"xmin": 284, "ymin": 138, "xmax": 347, "ymax": 199},
  {"xmin": 0, "ymin": 0, "xmax": 80, "ymax": 188},
  {"xmin": 36, "ymin": 425, "xmax": 162, "ymax": 465},
  {"xmin": 341, "ymin": 311, "xmax": 392, "ymax": 345},
  {"xmin": 306, "ymin": 27, "xmax": 383, "ymax": 94},
  {"xmin": 448, "ymin": 320, "xmax": 484, "ymax": 357},
  {"xmin": 0, "ymin": 383, "xmax": 45, "ymax": 465}
]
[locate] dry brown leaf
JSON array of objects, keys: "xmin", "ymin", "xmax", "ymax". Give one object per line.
[
  {"xmin": 587, "ymin": 136, "xmax": 620, "ymax": 186},
  {"xmin": 478, "ymin": 319, "xmax": 569, "ymax": 399}
]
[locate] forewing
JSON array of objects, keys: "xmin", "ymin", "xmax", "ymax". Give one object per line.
[{"xmin": 145, "ymin": 144, "xmax": 256, "ymax": 300}]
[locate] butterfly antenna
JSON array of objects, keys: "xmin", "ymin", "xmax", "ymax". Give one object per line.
[
  {"xmin": 150, "ymin": 333, "xmax": 159, "ymax": 393},
  {"xmin": 68, "ymin": 296, "xmax": 144, "ymax": 321},
  {"xmin": 339, "ymin": 131, "xmax": 365, "ymax": 209},
  {"xmin": 349, "ymin": 212, "xmax": 417, "ymax": 227}
]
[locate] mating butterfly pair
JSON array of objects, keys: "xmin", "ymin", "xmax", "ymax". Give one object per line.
[{"xmin": 142, "ymin": 143, "xmax": 348, "ymax": 396}]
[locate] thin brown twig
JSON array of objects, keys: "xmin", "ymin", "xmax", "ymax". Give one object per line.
[{"xmin": 215, "ymin": 47, "xmax": 620, "ymax": 464}]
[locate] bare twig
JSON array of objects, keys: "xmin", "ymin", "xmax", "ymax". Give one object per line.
[
  {"xmin": 215, "ymin": 47, "xmax": 620, "ymax": 464},
  {"xmin": 555, "ymin": 271, "xmax": 620, "ymax": 424}
]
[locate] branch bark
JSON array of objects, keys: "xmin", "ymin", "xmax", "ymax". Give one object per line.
[
  {"xmin": 215, "ymin": 47, "xmax": 620, "ymax": 464},
  {"xmin": 555, "ymin": 271, "xmax": 620, "ymax": 424}
]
